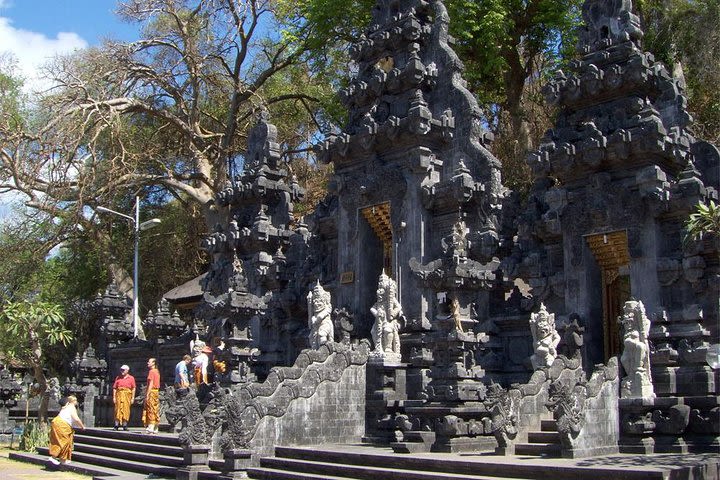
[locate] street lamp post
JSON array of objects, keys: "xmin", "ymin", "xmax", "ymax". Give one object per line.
[{"xmin": 97, "ymin": 196, "xmax": 161, "ymax": 338}]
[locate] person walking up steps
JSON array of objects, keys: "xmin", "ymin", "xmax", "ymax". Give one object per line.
[
  {"xmin": 112, "ymin": 364, "xmax": 135, "ymax": 430},
  {"xmin": 48, "ymin": 395, "xmax": 85, "ymax": 466}
]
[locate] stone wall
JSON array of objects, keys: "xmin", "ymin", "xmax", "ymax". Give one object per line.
[
  {"xmin": 248, "ymin": 363, "xmax": 366, "ymax": 461},
  {"xmin": 560, "ymin": 358, "xmax": 620, "ymax": 458}
]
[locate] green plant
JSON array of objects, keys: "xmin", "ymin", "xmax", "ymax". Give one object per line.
[
  {"xmin": 18, "ymin": 420, "xmax": 49, "ymax": 452},
  {"xmin": 685, "ymin": 200, "xmax": 720, "ymax": 242}
]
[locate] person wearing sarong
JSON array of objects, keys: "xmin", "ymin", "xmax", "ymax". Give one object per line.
[
  {"xmin": 193, "ymin": 346, "xmax": 210, "ymax": 385},
  {"xmin": 142, "ymin": 357, "xmax": 161, "ymax": 434},
  {"xmin": 112, "ymin": 364, "xmax": 136, "ymax": 430},
  {"xmin": 48, "ymin": 395, "xmax": 85, "ymax": 466}
]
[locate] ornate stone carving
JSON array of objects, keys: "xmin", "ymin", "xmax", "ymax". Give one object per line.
[
  {"xmin": 307, "ymin": 281, "xmax": 333, "ymax": 349},
  {"xmin": 619, "ymin": 300, "xmax": 654, "ymax": 399},
  {"xmin": 560, "ymin": 314, "xmax": 585, "ymax": 359},
  {"xmin": 483, "ymin": 382, "xmax": 517, "ymax": 448},
  {"xmin": 143, "ymin": 298, "xmax": 186, "ymax": 342},
  {"xmin": 529, "ymin": 303, "xmax": 561, "ymax": 369},
  {"xmin": 546, "ymin": 379, "xmax": 585, "ymax": 442},
  {"xmin": 0, "ymin": 367, "xmax": 21, "ymax": 434},
  {"xmin": 370, "ymin": 271, "xmax": 404, "ymax": 361},
  {"xmin": 332, "ymin": 307, "xmax": 355, "ymax": 345},
  {"xmin": 162, "ymin": 386, "xmax": 221, "ymax": 447}
]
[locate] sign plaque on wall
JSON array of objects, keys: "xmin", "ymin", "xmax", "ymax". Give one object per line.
[{"xmin": 340, "ymin": 271, "xmax": 355, "ymax": 284}]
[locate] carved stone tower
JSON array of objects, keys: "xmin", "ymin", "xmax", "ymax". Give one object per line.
[
  {"xmin": 317, "ymin": 0, "xmax": 505, "ymax": 395},
  {"xmin": 518, "ymin": 0, "xmax": 719, "ymax": 453},
  {"xmin": 198, "ymin": 111, "xmax": 307, "ymax": 382}
]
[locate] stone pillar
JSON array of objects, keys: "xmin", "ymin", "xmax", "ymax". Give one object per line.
[
  {"xmin": 176, "ymin": 444, "xmax": 210, "ymax": 480},
  {"xmin": 218, "ymin": 449, "xmax": 252, "ymax": 480},
  {"xmin": 364, "ymin": 357, "xmax": 407, "ymax": 444}
]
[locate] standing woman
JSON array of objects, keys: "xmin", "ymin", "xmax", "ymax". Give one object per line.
[
  {"xmin": 112, "ymin": 365, "xmax": 136, "ymax": 430},
  {"xmin": 142, "ymin": 357, "xmax": 161, "ymax": 434},
  {"xmin": 48, "ymin": 395, "xmax": 85, "ymax": 466}
]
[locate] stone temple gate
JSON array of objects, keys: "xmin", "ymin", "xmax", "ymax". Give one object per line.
[{"xmin": 51, "ymin": 0, "xmax": 718, "ymax": 475}]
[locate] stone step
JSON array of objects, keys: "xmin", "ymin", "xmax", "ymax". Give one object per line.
[
  {"xmin": 36, "ymin": 446, "xmax": 177, "ymax": 477},
  {"xmin": 260, "ymin": 457, "xmax": 532, "ymax": 480},
  {"xmin": 73, "ymin": 442, "xmax": 184, "ymax": 467},
  {"xmin": 74, "ymin": 431, "xmax": 185, "ymax": 457},
  {"xmin": 272, "ymin": 446, "xmax": 671, "ymax": 480},
  {"xmin": 540, "ymin": 419, "xmax": 557, "ymax": 432},
  {"xmin": 513, "ymin": 442, "xmax": 563, "ymax": 457},
  {"xmin": 8, "ymin": 451, "xmax": 147, "ymax": 479},
  {"xmin": 248, "ymin": 467, "xmax": 361, "ymax": 480},
  {"xmin": 75, "ymin": 427, "xmax": 182, "ymax": 446},
  {"xmin": 527, "ymin": 431, "xmax": 560, "ymax": 444}
]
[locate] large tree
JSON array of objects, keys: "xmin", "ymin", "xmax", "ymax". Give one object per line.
[
  {"xmin": 0, "ymin": 0, "xmax": 335, "ymax": 298},
  {"xmin": 1, "ymin": 0, "xmax": 331, "ymax": 236}
]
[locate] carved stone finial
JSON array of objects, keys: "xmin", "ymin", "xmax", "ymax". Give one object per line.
[{"xmin": 578, "ymin": 0, "xmax": 643, "ymax": 54}]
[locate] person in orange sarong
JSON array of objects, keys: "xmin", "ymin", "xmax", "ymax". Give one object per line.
[
  {"xmin": 112, "ymin": 364, "xmax": 136, "ymax": 430},
  {"xmin": 142, "ymin": 357, "xmax": 161, "ymax": 434},
  {"xmin": 48, "ymin": 395, "xmax": 85, "ymax": 466}
]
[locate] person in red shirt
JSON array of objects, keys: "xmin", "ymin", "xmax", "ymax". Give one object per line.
[
  {"xmin": 112, "ymin": 365, "xmax": 136, "ymax": 430},
  {"xmin": 142, "ymin": 358, "xmax": 161, "ymax": 434}
]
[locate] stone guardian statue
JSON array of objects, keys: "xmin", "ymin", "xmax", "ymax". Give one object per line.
[
  {"xmin": 307, "ymin": 281, "xmax": 333, "ymax": 349},
  {"xmin": 619, "ymin": 300, "xmax": 654, "ymax": 399},
  {"xmin": 529, "ymin": 303, "xmax": 561, "ymax": 369},
  {"xmin": 370, "ymin": 271, "xmax": 404, "ymax": 361}
]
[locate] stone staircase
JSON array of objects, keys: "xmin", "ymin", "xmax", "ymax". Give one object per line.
[
  {"xmin": 10, "ymin": 427, "xmax": 184, "ymax": 478},
  {"xmin": 243, "ymin": 445, "xmax": 699, "ymax": 480},
  {"xmin": 513, "ymin": 419, "xmax": 562, "ymax": 457}
]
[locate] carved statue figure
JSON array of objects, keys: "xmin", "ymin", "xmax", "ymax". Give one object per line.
[
  {"xmin": 307, "ymin": 281, "xmax": 334, "ymax": 349},
  {"xmin": 441, "ymin": 219, "xmax": 469, "ymax": 264},
  {"xmin": 619, "ymin": 300, "xmax": 654, "ymax": 398},
  {"xmin": 370, "ymin": 271, "xmax": 404, "ymax": 358},
  {"xmin": 529, "ymin": 303, "xmax": 561, "ymax": 369}
]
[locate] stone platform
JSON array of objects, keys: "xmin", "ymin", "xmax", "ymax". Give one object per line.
[{"xmin": 9, "ymin": 433, "xmax": 720, "ymax": 480}]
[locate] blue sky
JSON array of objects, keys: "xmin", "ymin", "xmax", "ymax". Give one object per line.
[
  {"xmin": 0, "ymin": 0, "xmax": 140, "ymax": 91},
  {"xmin": 2, "ymin": 0, "xmax": 138, "ymax": 43}
]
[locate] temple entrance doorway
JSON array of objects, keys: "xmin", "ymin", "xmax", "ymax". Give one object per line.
[
  {"xmin": 357, "ymin": 202, "xmax": 393, "ymax": 334},
  {"xmin": 585, "ymin": 230, "xmax": 631, "ymax": 362}
]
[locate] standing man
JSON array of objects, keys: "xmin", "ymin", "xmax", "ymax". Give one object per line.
[
  {"xmin": 112, "ymin": 365, "xmax": 135, "ymax": 431},
  {"xmin": 174, "ymin": 355, "xmax": 192, "ymax": 390},
  {"xmin": 143, "ymin": 358, "xmax": 161, "ymax": 434}
]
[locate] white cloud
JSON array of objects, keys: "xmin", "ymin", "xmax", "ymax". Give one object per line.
[{"xmin": 0, "ymin": 16, "xmax": 87, "ymax": 93}]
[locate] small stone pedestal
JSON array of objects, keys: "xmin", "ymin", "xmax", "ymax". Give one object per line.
[
  {"xmin": 619, "ymin": 397, "xmax": 690, "ymax": 454},
  {"xmin": 81, "ymin": 385, "xmax": 96, "ymax": 428},
  {"xmin": 218, "ymin": 449, "xmax": 252, "ymax": 480},
  {"xmin": 177, "ymin": 444, "xmax": 210, "ymax": 480},
  {"xmin": 363, "ymin": 356, "xmax": 407, "ymax": 444}
]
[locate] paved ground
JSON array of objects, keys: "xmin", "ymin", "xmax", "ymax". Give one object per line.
[{"xmin": 0, "ymin": 448, "xmax": 90, "ymax": 480}]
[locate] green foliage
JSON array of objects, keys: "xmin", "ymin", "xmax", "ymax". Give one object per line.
[
  {"xmin": 447, "ymin": 0, "xmax": 582, "ymax": 115},
  {"xmin": 18, "ymin": 420, "xmax": 49, "ymax": 452},
  {"xmin": 685, "ymin": 200, "xmax": 720, "ymax": 243},
  {"xmin": 0, "ymin": 54, "xmax": 26, "ymax": 131},
  {"xmin": 0, "ymin": 301, "xmax": 72, "ymax": 364},
  {"xmin": 636, "ymin": 0, "xmax": 720, "ymax": 143}
]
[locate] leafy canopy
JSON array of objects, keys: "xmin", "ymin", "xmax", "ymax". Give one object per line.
[{"xmin": 0, "ymin": 300, "xmax": 72, "ymax": 364}]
